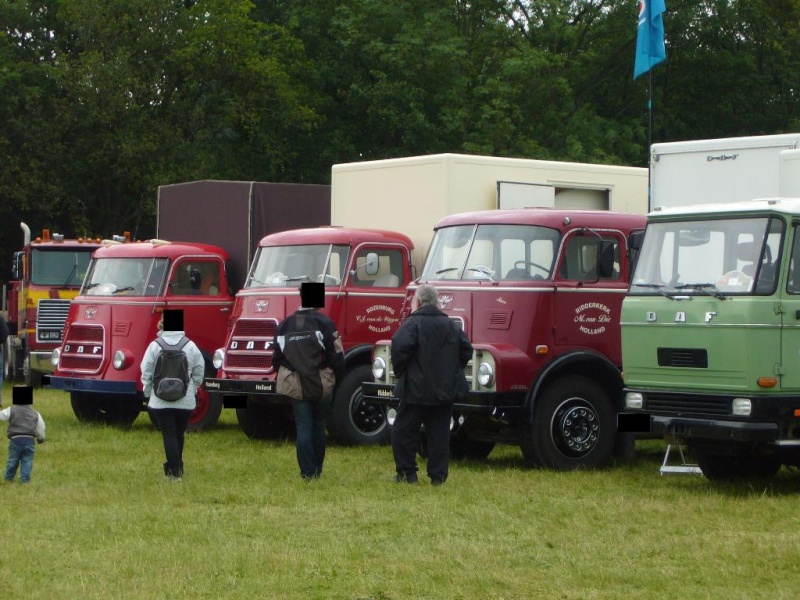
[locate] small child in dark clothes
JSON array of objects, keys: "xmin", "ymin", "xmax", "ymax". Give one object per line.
[{"xmin": 1, "ymin": 386, "xmax": 46, "ymax": 483}]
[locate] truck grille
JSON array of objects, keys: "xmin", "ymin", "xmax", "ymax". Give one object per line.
[
  {"xmin": 645, "ymin": 392, "xmax": 730, "ymax": 416},
  {"xmin": 224, "ymin": 318, "xmax": 278, "ymax": 373},
  {"xmin": 59, "ymin": 324, "xmax": 104, "ymax": 372},
  {"xmin": 37, "ymin": 299, "xmax": 71, "ymax": 343},
  {"xmin": 657, "ymin": 348, "xmax": 708, "ymax": 368}
]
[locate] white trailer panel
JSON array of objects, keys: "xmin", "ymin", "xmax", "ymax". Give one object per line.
[
  {"xmin": 650, "ymin": 133, "xmax": 800, "ymax": 210},
  {"xmin": 332, "ymin": 153, "xmax": 647, "ymax": 267}
]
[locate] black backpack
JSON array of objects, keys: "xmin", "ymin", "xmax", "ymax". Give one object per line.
[{"xmin": 152, "ymin": 337, "xmax": 191, "ymax": 401}]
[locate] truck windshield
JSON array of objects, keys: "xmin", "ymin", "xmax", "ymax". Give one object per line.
[
  {"xmin": 630, "ymin": 216, "xmax": 783, "ymax": 296},
  {"xmin": 246, "ymin": 244, "xmax": 350, "ymax": 288},
  {"xmin": 30, "ymin": 248, "xmax": 95, "ymax": 287},
  {"xmin": 82, "ymin": 258, "xmax": 169, "ymax": 297},
  {"xmin": 420, "ymin": 224, "xmax": 559, "ymax": 282}
]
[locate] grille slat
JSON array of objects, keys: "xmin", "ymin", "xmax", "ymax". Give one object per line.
[
  {"xmin": 645, "ymin": 392, "xmax": 730, "ymax": 416},
  {"xmin": 37, "ymin": 299, "xmax": 71, "ymax": 342},
  {"xmin": 657, "ymin": 348, "xmax": 708, "ymax": 368}
]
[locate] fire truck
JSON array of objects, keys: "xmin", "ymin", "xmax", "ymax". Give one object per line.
[
  {"xmin": 4, "ymin": 223, "xmax": 102, "ymax": 387},
  {"xmin": 206, "ymin": 227, "xmax": 416, "ymax": 444},
  {"xmin": 49, "ymin": 180, "xmax": 330, "ymax": 429},
  {"xmin": 363, "ymin": 208, "xmax": 648, "ymax": 470}
]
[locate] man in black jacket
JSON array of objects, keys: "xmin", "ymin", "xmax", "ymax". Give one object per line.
[
  {"xmin": 390, "ymin": 284, "xmax": 472, "ymax": 485},
  {"xmin": 273, "ymin": 282, "xmax": 344, "ymax": 480}
]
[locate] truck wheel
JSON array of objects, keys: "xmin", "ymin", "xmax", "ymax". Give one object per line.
[
  {"xmin": 522, "ymin": 376, "xmax": 615, "ymax": 470},
  {"xmin": 327, "ymin": 365, "xmax": 390, "ymax": 445},
  {"xmin": 71, "ymin": 393, "xmax": 141, "ymax": 427},
  {"xmin": 236, "ymin": 401, "xmax": 293, "ymax": 440},
  {"xmin": 187, "ymin": 386, "xmax": 223, "ymax": 432},
  {"xmin": 23, "ymin": 355, "xmax": 43, "ymax": 388},
  {"xmin": 71, "ymin": 392, "xmax": 103, "ymax": 423},
  {"xmin": 450, "ymin": 431, "xmax": 496, "ymax": 460},
  {"xmin": 694, "ymin": 451, "xmax": 781, "ymax": 481}
]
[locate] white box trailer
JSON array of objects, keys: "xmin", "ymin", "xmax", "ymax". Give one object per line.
[
  {"xmin": 332, "ymin": 153, "xmax": 648, "ymax": 266},
  {"xmin": 650, "ymin": 133, "xmax": 800, "ymax": 210}
]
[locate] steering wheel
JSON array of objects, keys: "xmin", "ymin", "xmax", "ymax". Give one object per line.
[{"xmin": 515, "ymin": 260, "xmax": 550, "ymax": 276}]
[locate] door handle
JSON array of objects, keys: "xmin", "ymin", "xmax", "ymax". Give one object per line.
[{"xmin": 221, "ymin": 307, "xmax": 230, "ymax": 312}]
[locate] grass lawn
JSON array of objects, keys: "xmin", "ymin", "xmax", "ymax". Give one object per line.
[{"xmin": 2, "ymin": 385, "xmax": 800, "ymax": 599}]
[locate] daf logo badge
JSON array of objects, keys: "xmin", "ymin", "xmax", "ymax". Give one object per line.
[
  {"xmin": 675, "ymin": 311, "xmax": 686, "ymax": 323},
  {"xmin": 85, "ymin": 307, "xmax": 98, "ymax": 320},
  {"xmin": 255, "ymin": 300, "xmax": 268, "ymax": 312},
  {"xmin": 438, "ymin": 294, "xmax": 453, "ymax": 310},
  {"xmin": 705, "ymin": 311, "xmax": 717, "ymax": 323},
  {"xmin": 646, "ymin": 311, "xmax": 657, "ymax": 322}
]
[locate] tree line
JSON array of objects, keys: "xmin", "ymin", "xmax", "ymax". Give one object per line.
[{"xmin": 1, "ymin": 0, "xmax": 798, "ymax": 280}]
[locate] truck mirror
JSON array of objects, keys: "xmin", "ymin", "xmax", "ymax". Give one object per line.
[
  {"xmin": 365, "ymin": 252, "xmax": 380, "ymax": 277},
  {"xmin": 597, "ymin": 241, "xmax": 615, "ymax": 279},
  {"xmin": 11, "ymin": 252, "xmax": 23, "ymax": 280},
  {"xmin": 629, "ymin": 230, "xmax": 645, "ymax": 251}
]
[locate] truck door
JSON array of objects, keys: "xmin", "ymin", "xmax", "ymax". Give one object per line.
[
  {"xmin": 780, "ymin": 223, "xmax": 800, "ymax": 391},
  {"xmin": 553, "ymin": 231, "xmax": 628, "ymax": 363},
  {"xmin": 167, "ymin": 258, "xmax": 232, "ymax": 355},
  {"xmin": 343, "ymin": 245, "xmax": 408, "ymax": 347}
]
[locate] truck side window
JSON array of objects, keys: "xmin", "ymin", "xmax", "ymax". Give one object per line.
[
  {"xmin": 170, "ymin": 261, "xmax": 220, "ymax": 296},
  {"xmin": 352, "ymin": 248, "xmax": 404, "ymax": 288},
  {"xmin": 788, "ymin": 226, "xmax": 800, "ymax": 294},
  {"xmin": 560, "ymin": 235, "xmax": 620, "ymax": 281}
]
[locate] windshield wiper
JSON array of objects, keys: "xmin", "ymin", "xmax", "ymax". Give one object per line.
[
  {"xmin": 674, "ymin": 283, "xmax": 726, "ymax": 300},
  {"xmin": 435, "ymin": 267, "xmax": 459, "ymax": 276},
  {"xmin": 112, "ymin": 286, "xmax": 135, "ymax": 294},
  {"xmin": 63, "ymin": 263, "xmax": 78, "ymax": 287},
  {"xmin": 632, "ymin": 283, "xmax": 676, "ymax": 300}
]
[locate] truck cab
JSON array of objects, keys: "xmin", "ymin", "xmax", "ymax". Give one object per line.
[
  {"xmin": 622, "ymin": 198, "xmax": 800, "ymax": 480},
  {"xmin": 5, "ymin": 223, "xmax": 102, "ymax": 387},
  {"xmin": 50, "ymin": 239, "xmax": 234, "ymax": 429},
  {"xmin": 206, "ymin": 227, "xmax": 414, "ymax": 444},
  {"xmin": 364, "ymin": 209, "xmax": 647, "ymax": 469}
]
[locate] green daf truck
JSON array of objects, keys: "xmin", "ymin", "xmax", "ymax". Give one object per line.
[{"xmin": 621, "ymin": 197, "xmax": 800, "ymax": 480}]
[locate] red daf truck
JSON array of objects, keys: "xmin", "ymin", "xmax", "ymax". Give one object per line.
[
  {"xmin": 363, "ymin": 208, "xmax": 648, "ymax": 470},
  {"xmin": 4, "ymin": 223, "xmax": 102, "ymax": 387},
  {"xmin": 49, "ymin": 180, "xmax": 330, "ymax": 429},
  {"xmin": 206, "ymin": 227, "xmax": 416, "ymax": 444}
]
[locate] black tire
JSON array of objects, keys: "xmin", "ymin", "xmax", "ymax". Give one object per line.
[
  {"xmin": 327, "ymin": 365, "xmax": 390, "ymax": 445},
  {"xmin": 522, "ymin": 376, "xmax": 615, "ymax": 470},
  {"xmin": 71, "ymin": 392, "xmax": 103, "ymax": 423},
  {"xmin": 694, "ymin": 451, "xmax": 782, "ymax": 482},
  {"xmin": 71, "ymin": 392, "xmax": 142, "ymax": 427},
  {"xmin": 187, "ymin": 388, "xmax": 223, "ymax": 432},
  {"xmin": 236, "ymin": 399, "xmax": 293, "ymax": 440},
  {"xmin": 450, "ymin": 431, "xmax": 496, "ymax": 460}
]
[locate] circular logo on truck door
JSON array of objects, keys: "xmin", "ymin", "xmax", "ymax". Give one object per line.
[
  {"xmin": 356, "ymin": 304, "xmax": 399, "ymax": 334},
  {"xmin": 574, "ymin": 302, "xmax": 612, "ymax": 335}
]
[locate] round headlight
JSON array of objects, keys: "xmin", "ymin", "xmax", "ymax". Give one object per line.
[
  {"xmin": 51, "ymin": 347, "xmax": 61, "ymax": 367},
  {"xmin": 113, "ymin": 350, "xmax": 126, "ymax": 370},
  {"xmin": 372, "ymin": 356, "xmax": 386, "ymax": 380},
  {"xmin": 213, "ymin": 348, "xmax": 225, "ymax": 370},
  {"xmin": 477, "ymin": 362, "xmax": 494, "ymax": 387}
]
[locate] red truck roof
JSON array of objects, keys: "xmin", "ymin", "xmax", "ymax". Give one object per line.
[
  {"xmin": 91, "ymin": 240, "xmax": 230, "ymax": 260},
  {"xmin": 257, "ymin": 226, "xmax": 415, "ymax": 249},
  {"xmin": 435, "ymin": 208, "xmax": 647, "ymax": 230}
]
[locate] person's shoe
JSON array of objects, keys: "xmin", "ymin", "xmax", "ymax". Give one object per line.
[
  {"xmin": 167, "ymin": 475, "xmax": 183, "ymax": 482},
  {"xmin": 430, "ymin": 478, "xmax": 445, "ymax": 486},
  {"xmin": 393, "ymin": 474, "xmax": 418, "ymax": 484}
]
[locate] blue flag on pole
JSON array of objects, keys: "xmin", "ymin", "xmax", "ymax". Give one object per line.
[{"xmin": 634, "ymin": 0, "xmax": 666, "ymax": 79}]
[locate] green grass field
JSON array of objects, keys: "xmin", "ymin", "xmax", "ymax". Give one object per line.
[{"xmin": 2, "ymin": 385, "xmax": 800, "ymax": 599}]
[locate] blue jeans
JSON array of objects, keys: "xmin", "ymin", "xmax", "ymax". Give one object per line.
[
  {"xmin": 292, "ymin": 394, "xmax": 333, "ymax": 479},
  {"xmin": 5, "ymin": 438, "xmax": 36, "ymax": 483}
]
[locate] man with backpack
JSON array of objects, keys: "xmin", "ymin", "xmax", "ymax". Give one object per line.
[
  {"xmin": 140, "ymin": 309, "xmax": 204, "ymax": 481},
  {"xmin": 274, "ymin": 282, "xmax": 344, "ymax": 481}
]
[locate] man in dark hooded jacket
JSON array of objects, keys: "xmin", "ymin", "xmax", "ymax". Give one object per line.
[{"xmin": 390, "ymin": 284, "xmax": 472, "ymax": 485}]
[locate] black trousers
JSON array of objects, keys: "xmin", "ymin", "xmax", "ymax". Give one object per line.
[
  {"xmin": 391, "ymin": 402, "xmax": 452, "ymax": 483},
  {"xmin": 151, "ymin": 408, "xmax": 192, "ymax": 477}
]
